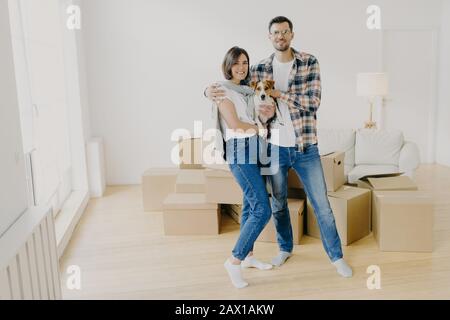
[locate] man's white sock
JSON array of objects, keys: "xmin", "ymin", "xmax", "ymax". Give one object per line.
[
  {"xmin": 271, "ymin": 251, "xmax": 292, "ymax": 267},
  {"xmin": 332, "ymin": 258, "xmax": 353, "ymax": 278},
  {"xmin": 241, "ymin": 256, "xmax": 273, "ymax": 270},
  {"xmin": 224, "ymin": 259, "xmax": 248, "ymax": 288}
]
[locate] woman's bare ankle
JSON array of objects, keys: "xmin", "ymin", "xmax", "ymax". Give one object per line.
[{"xmin": 230, "ymin": 256, "xmax": 241, "ymax": 265}]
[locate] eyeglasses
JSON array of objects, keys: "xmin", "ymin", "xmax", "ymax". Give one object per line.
[{"xmin": 271, "ymin": 29, "xmax": 291, "ymax": 37}]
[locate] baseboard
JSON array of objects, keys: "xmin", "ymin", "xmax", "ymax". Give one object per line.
[{"xmin": 54, "ymin": 189, "xmax": 89, "ymax": 259}]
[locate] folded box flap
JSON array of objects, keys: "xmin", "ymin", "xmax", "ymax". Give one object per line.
[
  {"xmin": 359, "ymin": 172, "xmax": 403, "ymax": 182},
  {"xmin": 367, "ymin": 175, "xmax": 417, "ymax": 190}
]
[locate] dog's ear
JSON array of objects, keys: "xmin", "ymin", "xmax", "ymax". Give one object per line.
[
  {"xmin": 250, "ymin": 81, "xmax": 257, "ymax": 90},
  {"xmin": 266, "ymin": 80, "xmax": 275, "ymax": 89}
]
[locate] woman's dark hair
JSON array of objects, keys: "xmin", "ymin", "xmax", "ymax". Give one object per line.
[
  {"xmin": 268, "ymin": 16, "xmax": 293, "ymax": 32},
  {"xmin": 222, "ymin": 46, "xmax": 251, "ymax": 84}
]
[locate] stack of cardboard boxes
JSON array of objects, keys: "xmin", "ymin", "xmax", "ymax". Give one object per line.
[
  {"xmin": 142, "ymin": 140, "xmax": 433, "ymax": 252},
  {"xmin": 288, "ymin": 151, "xmax": 433, "ymax": 252},
  {"xmin": 142, "ymin": 138, "xmax": 221, "ymax": 235}
]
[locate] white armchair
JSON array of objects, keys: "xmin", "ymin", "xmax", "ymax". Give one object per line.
[{"xmin": 317, "ymin": 128, "xmax": 421, "ymax": 184}]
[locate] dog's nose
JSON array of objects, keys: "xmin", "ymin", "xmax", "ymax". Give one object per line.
[{"xmin": 261, "ymin": 94, "xmax": 266, "ymax": 100}]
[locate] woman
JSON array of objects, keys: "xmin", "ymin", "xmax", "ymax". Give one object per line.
[{"xmin": 214, "ymin": 46, "xmax": 275, "ymax": 288}]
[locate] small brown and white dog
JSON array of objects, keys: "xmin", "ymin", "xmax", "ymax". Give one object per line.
[{"xmin": 250, "ymin": 80, "xmax": 283, "ymax": 139}]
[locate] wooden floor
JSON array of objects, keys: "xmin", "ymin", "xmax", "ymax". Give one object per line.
[{"xmin": 60, "ymin": 164, "xmax": 450, "ymax": 299}]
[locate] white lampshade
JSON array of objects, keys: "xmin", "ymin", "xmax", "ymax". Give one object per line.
[{"xmin": 356, "ymin": 73, "xmax": 388, "ymax": 97}]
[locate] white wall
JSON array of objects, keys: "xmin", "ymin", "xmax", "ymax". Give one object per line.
[
  {"xmin": 81, "ymin": 0, "xmax": 443, "ymax": 184},
  {"xmin": 436, "ymin": 0, "xmax": 450, "ymax": 167},
  {"xmin": 0, "ymin": 0, "xmax": 28, "ymax": 236},
  {"xmin": 73, "ymin": 0, "xmax": 92, "ymax": 142},
  {"xmin": 60, "ymin": 0, "xmax": 90, "ymax": 193}
]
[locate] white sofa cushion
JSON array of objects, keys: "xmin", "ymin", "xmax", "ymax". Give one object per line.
[
  {"xmin": 317, "ymin": 128, "xmax": 356, "ymax": 167},
  {"xmin": 347, "ymin": 164, "xmax": 400, "ymax": 183},
  {"xmin": 355, "ymin": 129, "xmax": 403, "ymax": 166}
]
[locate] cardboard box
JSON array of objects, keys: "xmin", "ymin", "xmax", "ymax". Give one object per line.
[
  {"xmin": 257, "ymin": 199, "xmax": 305, "ymax": 245},
  {"xmin": 142, "ymin": 168, "xmax": 179, "ymax": 211},
  {"xmin": 287, "ymin": 187, "xmax": 307, "ymax": 200},
  {"xmin": 287, "ymin": 151, "xmax": 345, "ymax": 192},
  {"xmin": 288, "ymin": 168, "xmax": 304, "ymax": 189},
  {"xmin": 205, "ymin": 169, "xmax": 243, "ymax": 204},
  {"xmin": 321, "ymin": 152, "xmax": 346, "ymax": 192},
  {"xmin": 179, "ymin": 138, "xmax": 203, "ymax": 169},
  {"xmin": 202, "ymin": 163, "xmax": 230, "ymax": 172},
  {"xmin": 307, "ymin": 186, "xmax": 371, "ymax": 245},
  {"xmin": 356, "ymin": 173, "xmax": 417, "ymax": 191},
  {"xmin": 356, "ymin": 173, "xmax": 418, "ymax": 230},
  {"xmin": 162, "ymin": 193, "xmax": 221, "ymax": 235},
  {"xmin": 372, "ymin": 191, "xmax": 433, "ymax": 252},
  {"xmin": 175, "ymin": 169, "xmax": 206, "ymax": 193},
  {"xmin": 225, "ymin": 204, "xmax": 241, "ymax": 224}
]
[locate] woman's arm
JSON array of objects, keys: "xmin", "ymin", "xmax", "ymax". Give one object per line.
[{"xmin": 217, "ymin": 98, "xmax": 259, "ymax": 133}]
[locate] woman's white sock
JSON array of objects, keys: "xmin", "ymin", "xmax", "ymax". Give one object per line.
[
  {"xmin": 224, "ymin": 259, "xmax": 248, "ymax": 288},
  {"xmin": 241, "ymin": 256, "xmax": 273, "ymax": 270},
  {"xmin": 332, "ymin": 258, "xmax": 353, "ymax": 278}
]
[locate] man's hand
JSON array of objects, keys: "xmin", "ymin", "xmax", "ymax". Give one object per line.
[
  {"xmin": 270, "ymin": 89, "xmax": 282, "ymax": 99},
  {"xmin": 258, "ymin": 104, "xmax": 275, "ymax": 120},
  {"xmin": 205, "ymin": 83, "xmax": 226, "ymax": 102}
]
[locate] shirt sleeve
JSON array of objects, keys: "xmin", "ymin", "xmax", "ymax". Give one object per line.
[{"xmin": 279, "ymin": 57, "xmax": 322, "ymax": 113}]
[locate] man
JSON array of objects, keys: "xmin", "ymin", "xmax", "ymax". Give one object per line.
[{"xmin": 206, "ymin": 16, "xmax": 352, "ymax": 278}]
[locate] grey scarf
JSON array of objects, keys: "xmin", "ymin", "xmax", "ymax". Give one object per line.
[
  {"xmin": 211, "ymin": 81, "xmax": 256, "ymax": 160},
  {"xmin": 218, "ymin": 81, "xmax": 256, "ymax": 119}
]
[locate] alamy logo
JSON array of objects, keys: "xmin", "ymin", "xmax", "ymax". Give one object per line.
[
  {"xmin": 366, "ymin": 5, "xmax": 381, "ymax": 30},
  {"xmin": 66, "ymin": 5, "xmax": 81, "ymax": 30},
  {"xmin": 366, "ymin": 265, "xmax": 381, "ymax": 290},
  {"xmin": 66, "ymin": 265, "xmax": 81, "ymax": 290}
]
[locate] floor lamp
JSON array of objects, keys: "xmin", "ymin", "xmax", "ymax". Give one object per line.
[{"xmin": 357, "ymin": 73, "xmax": 388, "ymax": 129}]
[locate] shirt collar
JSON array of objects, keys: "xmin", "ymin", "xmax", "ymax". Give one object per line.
[{"xmin": 264, "ymin": 47, "xmax": 304, "ymax": 70}]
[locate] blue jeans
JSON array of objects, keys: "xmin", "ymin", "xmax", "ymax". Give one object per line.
[
  {"xmin": 226, "ymin": 136, "xmax": 272, "ymax": 261},
  {"xmin": 241, "ymin": 143, "xmax": 343, "ymax": 262}
]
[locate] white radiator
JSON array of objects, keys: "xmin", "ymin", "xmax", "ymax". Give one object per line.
[{"xmin": 0, "ymin": 206, "xmax": 62, "ymax": 300}]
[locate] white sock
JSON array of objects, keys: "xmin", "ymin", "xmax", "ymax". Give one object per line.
[
  {"xmin": 241, "ymin": 256, "xmax": 273, "ymax": 270},
  {"xmin": 332, "ymin": 258, "xmax": 353, "ymax": 278},
  {"xmin": 224, "ymin": 259, "xmax": 248, "ymax": 289},
  {"xmin": 271, "ymin": 251, "xmax": 292, "ymax": 267}
]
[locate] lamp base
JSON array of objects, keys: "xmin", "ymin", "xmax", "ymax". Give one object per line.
[{"xmin": 364, "ymin": 120, "xmax": 377, "ymax": 129}]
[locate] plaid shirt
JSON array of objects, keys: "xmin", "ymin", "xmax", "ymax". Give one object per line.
[{"xmin": 250, "ymin": 48, "xmax": 321, "ymax": 152}]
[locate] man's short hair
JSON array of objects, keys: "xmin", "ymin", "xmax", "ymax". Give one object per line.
[{"xmin": 268, "ymin": 16, "xmax": 293, "ymax": 32}]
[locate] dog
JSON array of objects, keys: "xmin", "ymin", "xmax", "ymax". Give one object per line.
[{"xmin": 250, "ymin": 80, "xmax": 283, "ymax": 139}]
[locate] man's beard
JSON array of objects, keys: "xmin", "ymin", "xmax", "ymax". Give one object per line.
[{"xmin": 274, "ymin": 42, "xmax": 290, "ymax": 52}]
